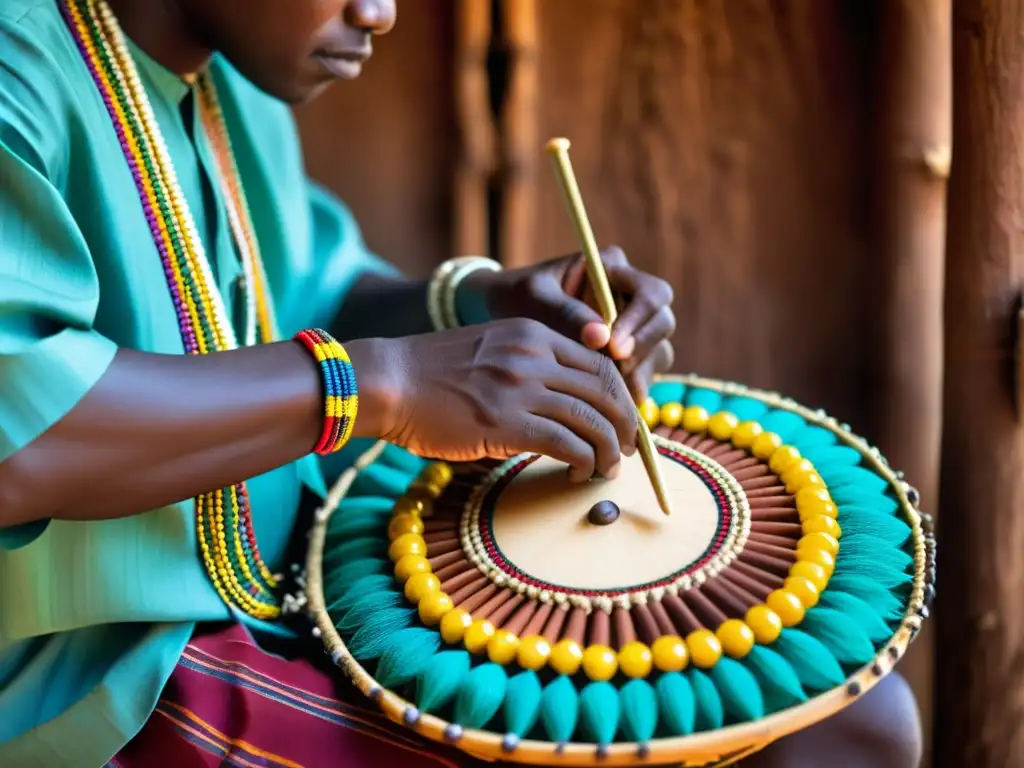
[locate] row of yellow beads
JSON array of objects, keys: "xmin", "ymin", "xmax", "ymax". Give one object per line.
[{"xmin": 639, "ymin": 399, "xmax": 842, "ymax": 661}]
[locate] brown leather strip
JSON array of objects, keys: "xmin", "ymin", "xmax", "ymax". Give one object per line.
[
  {"xmin": 683, "ymin": 433, "xmax": 703, "ymax": 448},
  {"xmin": 523, "ymin": 602, "xmax": 553, "ymax": 637},
  {"xmin": 433, "ymin": 559, "xmax": 473, "ymax": 582},
  {"xmin": 729, "ymin": 457, "xmax": 761, "ymax": 471},
  {"xmin": 654, "ymin": 425, "xmax": 673, "ymax": 438},
  {"xmin": 703, "ymin": 441, "xmax": 735, "ymax": 459},
  {"xmin": 648, "ymin": 600, "xmax": 677, "ymax": 635},
  {"xmin": 632, "ymin": 604, "xmax": 662, "ymax": 644},
  {"xmin": 714, "ymin": 449, "xmax": 749, "ymax": 466},
  {"xmin": 694, "ymin": 437, "xmax": 718, "ymax": 454},
  {"xmin": 701, "ymin": 580, "xmax": 750, "ymax": 618},
  {"xmin": 423, "ymin": 518, "xmax": 459, "ymax": 533},
  {"xmin": 451, "ymin": 576, "xmax": 491, "ymax": 606},
  {"xmin": 589, "ymin": 609, "xmax": 611, "ymax": 647},
  {"xmin": 684, "ymin": 589, "xmax": 729, "ymax": 626},
  {"xmin": 541, "ymin": 605, "xmax": 569, "ymax": 642},
  {"xmin": 732, "ymin": 559, "xmax": 786, "ymax": 589},
  {"xmin": 748, "ymin": 494, "xmax": 796, "ymax": 508},
  {"xmin": 503, "ymin": 599, "xmax": 537, "ymax": 635},
  {"xmin": 752, "ymin": 521, "xmax": 803, "ymax": 536},
  {"xmin": 745, "ymin": 485, "xmax": 788, "ymax": 498},
  {"xmin": 488, "ymin": 594, "xmax": 524, "ymax": 627},
  {"xmin": 440, "ymin": 567, "xmax": 482, "ymax": 594},
  {"xmin": 720, "ymin": 568, "xmax": 774, "ymax": 601},
  {"xmin": 750, "ymin": 531, "xmax": 800, "ymax": 548},
  {"xmin": 564, "ymin": 607, "xmax": 589, "ymax": 645},
  {"xmin": 746, "ymin": 538, "xmax": 798, "ymax": 560},
  {"xmin": 743, "ymin": 475, "xmax": 781, "ymax": 490},
  {"xmin": 429, "ymin": 551, "xmax": 464, "ymax": 571},
  {"xmin": 716, "ymin": 575, "xmax": 762, "ymax": 608},
  {"xmin": 474, "ymin": 588, "xmax": 512, "ymax": 620},
  {"xmin": 423, "ymin": 529, "xmax": 460, "ymax": 544},
  {"xmin": 669, "ymin": 429, "xmax": 694, "ymax": 443},
  {"xmin": 732, "ymin": 465, "xmax": 771, "ymax": 481},
  {"xmin": 751, "ymin": 508, "xmax": 800, "ymax": 522},
  {"xmin": 425, "ymin": 537, "xmax": 462, "ymax": 558},
  {"xmin": 738, "ymin": 550, "xmax": 793, "ymax": 576},
  {"xmin": 663, "ymin": 594, "xmax": 703, "ymax": 633},
  {"xmin": 612, "ymin": 607, "xmax": 637, "ymax": 648}
]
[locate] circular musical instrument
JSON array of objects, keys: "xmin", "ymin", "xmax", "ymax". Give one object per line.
[{"xmin": 305, "ymin": 374, "xmax": 935, "ymax": 767}]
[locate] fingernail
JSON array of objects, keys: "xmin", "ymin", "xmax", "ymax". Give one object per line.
[
  {"xmin": 624, "ymin": 444, "xmax": 637, "ymax": 457},
  {"xmin": 605, "ymin": 461, "xmax": 621, "ymax": 479}
]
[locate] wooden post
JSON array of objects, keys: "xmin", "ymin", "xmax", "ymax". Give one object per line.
[
  {"xmin": 454, "ymin": 0, "xmax": 497, "ymax": 258},
  {"xmin": 497, "ymin": 0, "xmax": 539, "ymax": 268},
  {"xmin": 871, "ymin": 4, "xmax": 952, "ymax": 761},
  {"xmin": 935, "ymin": 0, "xmax": 1024, "ymax": 765}
]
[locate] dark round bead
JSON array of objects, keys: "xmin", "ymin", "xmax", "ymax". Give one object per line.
[
  {"xmin": 871, "ymin": 662, "xmax": 884, "ymax": 676},
  {"xmin": 924, "ymin": 584, "xmax": 936, "ymax": 607},
  {"xmin": 444, "ymin": 724, "xmax": 463, "ymax": 742},
  {"xmin": 588, "ymin": 500, "xmax": 621, "ymax": 526},
  {"xmin": 369, "ymin": 685, "xmax": 383, "ymax": 701},
  {"xmin": 596, "ymin": 744, "xmax": 610, "ymax": 759},
  {"xmin": 502, "ymin": 733, "xmax": 520, "ymax": 752},
  {"xmin": 906, "ymin": 487, "xmax": 921, "ymax": 506},
  {"xmin": 403, "ymin": 707, "xmax": 421, "ymax": 726},
  {"xmin": 637, "ymin": 743, "xmax": 651, "ymax": 758},
  {"xmin": 889, "ymin": 646, "xmax": 901, "ymax": 661},
  {"xmin": 846, "ymin": 681, "xmax": 862, "ymax": 697}
]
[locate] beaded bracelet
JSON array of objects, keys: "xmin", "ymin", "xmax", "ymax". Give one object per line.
[
  {"xmin": 294, "ymin": 328, "xmax": 359, "ymax": 455},
  {"xmin": 427, "ymin": 256, "xmax": 502, "ymax": 331}
]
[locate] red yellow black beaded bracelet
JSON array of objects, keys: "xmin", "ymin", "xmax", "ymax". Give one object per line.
[{"xmin": 294, "ymin": 328, "xmax": 359, "ymax": 455}]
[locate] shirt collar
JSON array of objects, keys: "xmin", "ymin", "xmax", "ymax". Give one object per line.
[{"xmin": 124, "ymin": 36, "xmax": 194, "ymax": 106}]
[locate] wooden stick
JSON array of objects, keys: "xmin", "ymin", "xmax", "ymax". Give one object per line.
[{"xmin": 544, "ymin": 137, "xmax": 674, "ymax": 516}]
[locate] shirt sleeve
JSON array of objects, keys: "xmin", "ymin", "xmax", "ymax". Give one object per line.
[{"xmin": 0, "ymin": 133, "xmax": 118, "ymax": 549}]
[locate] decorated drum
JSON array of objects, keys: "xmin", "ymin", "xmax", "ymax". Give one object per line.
[{"xmin": 305, "ymin": 375, "xmax": 935, "ymax": 767}]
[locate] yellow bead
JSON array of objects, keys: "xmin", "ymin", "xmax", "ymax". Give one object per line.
[
  {"xmin": 394, "ymin": 554, "xmax": 431, "ymax": 584},
  {"xmin": 784, "ymin": 576, "xmax": 821, "ymax": 608},
  {"xmin": 617, "ymin": 641, "xmax": 654, "ymax": 679},
  {"xmin": 768, "ymin": 446, "xmax": 802, "ymax": 475},
  {"xmin": 463, "ymin": 619, "xmax": 496, "ymax": 654},
  {"xmin": 516, "ymin": 635, "xmax": 552, "ymax": 671},
  {"xmin": 786, "ymin": 470, "xmax": 825, "ymax": 495},
  {"xmin": 388, "ymin": 513, "xmax": 424, "ymax": 540},
  {"xmin": 731, "ymin": 420, "xmax": 764, "ymax": 449},
  {"xmin": 751, "ymin": 432, "xmax": 784, "ymax": 460},
  {"xmin": 582, "ymin": 644, "xmax": 618, "ymax": 681},
  {"xmin": 487, "ymin": 629, "xmax": 521, "ymax": 665},
  {"xmin": 640, "ymin": 398, "xmax": 661, "ymax": 429},
  {"xmin": 779, "ymin": 457, "xmax": 814, "ymax": 483},
  {"xmin": 790, "ymin": 561, "xmax": 829, "ymax": 592},
  {"xmin": 716, "ymin": 619, "xmax": 756, "ymax": 658},
  {"xmin": 682, "ymin": 406, "xmax": 710, "ymax": 433},
  {"xmin": 766, "ymin": 589, "xmax": 806, "ymax": 627},
  {"xmin": 795, "ymin": 487, "xmax": 836, "ymax": 518},
  {"xmin": 708, "ymin": 411, "xmax": 739, "ymax": 441},
  {"xmin": 795, "ymin": 547, "xmax": 836, "ymax": 574},
  {"xmin": 685, "ymin": 629, "xmax": 723, "ymax": 669},
  {"xmin": 393, "ymin": 496, "xmax": 429, "ymax": 517},
  {"xmin": 440, "ymin": 608, "xmax": 473, "ymax": 644},
  {"xmin": 651, "ymin": 635, "xmax": 689, "ymax": 672},
  {"xmin": 418, "ymin": 592, "xmax": 454, "ymax": 625},
  {"xmin": 549, "ymin": 639, "xmax": 584, "ymax": 676},
  {"xmin": 388, "ymin": 533, "xmax": 427, "ymax": 562},
  {"xmin": 744, "ymin": 604, "xmax": 783, "ymax": 644},
  {"xmin": 404, "ymin": 572, "xmax": 441, "ymax": 603},
  {"xmin": 800, "ymin": 532, "xmax": 840, "ymax": 555},
  {"xmin": 803, "ymin": 515, "xmax": 841, "ymax": 538},
  {"xmin": 659, "ymin": 401, "xmax": 685, "ymax": 428},
  {"xmin": 422, "ymin": 462, "xmax": 454, "ymax": 489}
]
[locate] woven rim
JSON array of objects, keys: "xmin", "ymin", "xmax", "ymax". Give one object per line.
[{"xmin": 305, "ymin": 374, "xmax": 929, "ymax": 767}]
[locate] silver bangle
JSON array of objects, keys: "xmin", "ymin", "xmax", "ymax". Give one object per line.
[{"xmin": 427, "ymin": 256, "xmax": 502, "ymax": 331}]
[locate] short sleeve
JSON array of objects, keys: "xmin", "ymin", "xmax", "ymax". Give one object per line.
[{"xmin": 0, "ymin": 133, "xmax": 118, "ymax": 548}]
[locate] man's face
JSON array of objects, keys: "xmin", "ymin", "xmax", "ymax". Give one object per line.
[{"xmin": 182, "ymin": 0, "xmax": 396, "ymax": 103}]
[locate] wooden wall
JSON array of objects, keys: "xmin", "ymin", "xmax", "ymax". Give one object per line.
[{"xmin": 295, "ymin": 1, "xmax": 935, "ymax": 760}]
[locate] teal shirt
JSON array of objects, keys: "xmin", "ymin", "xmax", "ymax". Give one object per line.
[{"xmin": 0, "ymin": 2, "xmax": 396, "ymax": 764}]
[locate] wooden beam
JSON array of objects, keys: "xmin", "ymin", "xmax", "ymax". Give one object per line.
[{"xmin": 935, "ymin": 0, "xmax": 1024, "ymax": 764}]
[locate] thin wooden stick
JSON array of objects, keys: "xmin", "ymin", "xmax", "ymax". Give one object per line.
[{"xmin": 545, "ymin": 137, "xmax": 674, "ymax": 516}]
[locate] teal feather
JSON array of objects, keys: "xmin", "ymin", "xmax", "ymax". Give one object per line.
[
  {"xmin": 719, "ymin": 395, "xmax": 769, "ymax": 422},
  {"xmin": 351, "ymin": 463, "xmax": 415, "ymax": 498},
  {"xmin": 684, "ymin": 388, "xmax": 722, "ymax": 414},
  {"xmin": 619, "ymin": 679, "xmax": 658, "ymax": 743},
  {"xmin": 818, "ymin": 465, "xmax": 890, "ymax": 495},
  {"xmin": 834, "ymin": 533, "xmax": 913, "ymax": 588},
  {"xmin": 454, "ymin": 664, "xmax": 508, "ymax": 729},
  {"xmin": 687, "ymin": 668, "xmax": 724, "ymax": 731},
  {"xmin": 503, "ymin": 671, "xmax": 543, "ymax": 737},
  {"xmin": 758, "ymin": 410, "xmax": 806, "ymax": 442},
  {"xmin": 379, "ymin": 443, "xmax": 428, "ymax": 474},
  {"xmin": 826, "ymin": 574, "xmax": 907, "ymax": 622},
  {"xmin": 710, "ymin": 657, "xmax": 764, "ymax": 722},
  {"xmin": 832, "ymin": 487, "xmax": 898, "ymax": 514},
  {"xmin": 650, "ymin": 381, "xmax": 686, "ymax": 406},
  {"xmin": 416, "ymin": 651, "xmax": 471, "ymax": 713},
  {"xmin": 801, "ymin": 607, "xmax": 877, "ymax": 665},
  {"xmin": 330, "ymin": 496, "xmax": 401, "ymax": 518},
  {"xmin": 326, "ymin": 558, "xmax": 389, "ymax": 589},
  {"xmin": 772, "ymin": 629, "xmax": 845, "ymax": 691},
  {"xmin": 788, "ymin": 425, "xmax": 838, "ymax": 450},
  {"xmin": 744, "ymin": 645, "xmax": 807, "ymax": 712},
  {"xmin": 347, "ymin": 608, "xmax": 416, "ymax": 659},
  {"xmin": 817, "ymin": 591, "xmax": 894, "ymax": 643},
  {"xmin": 322, "ymin": 536, "xmax": 388, "ymax": 565},
  {"xmin": 326, "ymin": 574, "xmax": 396, "ymax": 616},
  {"xmin": 580, "ymin": 682, "xmax": 620, "ymax": 745},
  {"xmin": 799, "ymin": 445, "xmax": 862, "ymax": 469},
  {"xmin": 655, "ymin": 673, "xmax": 696, "ymax": 735},
  {"xmin": 324, "ymin": 509, "xmax": 392, "ymax": 541},
  {"xmin": 337, "ymin": 590, "xmax": 406, "ymax": 631},
  {"xmin": 833, "ymin": 507, "xmax": 911, "ymax": 547},
  {"xmin": 540, "ymin": 676, "xmax": 579, "ymax": 743},
  {"xmin": 376, "ymin": 628, "xmax": 442, "ymax": 688}
]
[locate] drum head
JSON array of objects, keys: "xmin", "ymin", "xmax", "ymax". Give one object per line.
[{"xmin": 306, "ymin": 375, "xmax": 934, "ymax": 767}]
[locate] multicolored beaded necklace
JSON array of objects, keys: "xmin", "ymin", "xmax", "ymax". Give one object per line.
[{"xmin": 60, "ymin": 0, "xmax": 281, "ymax": 619}]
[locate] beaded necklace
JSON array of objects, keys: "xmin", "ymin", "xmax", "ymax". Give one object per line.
[{"xmin": 60, "ymin": 0, "xmax": 281, "ymax": 619}]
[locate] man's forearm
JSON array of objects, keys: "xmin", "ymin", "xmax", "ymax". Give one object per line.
[{"xmin": 331, "ymin": 273, "xmax": 434, "ymax": 340}]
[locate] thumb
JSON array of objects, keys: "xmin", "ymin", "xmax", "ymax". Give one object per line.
[{"xmin": 529, "ymin": 273, "xmax": 610, "ymax": 349}]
